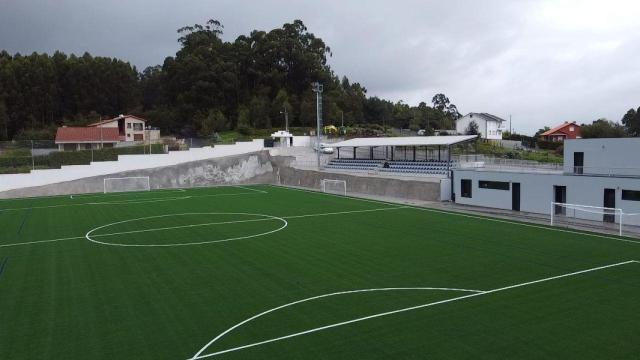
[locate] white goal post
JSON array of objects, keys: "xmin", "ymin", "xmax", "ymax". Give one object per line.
[
  {"xmin": 321, "ymin": 179, "xmax": 347, "ymax": 196},
  {"xmin": 104, "ymin": 176, "xmax": 151, "ymax": 193},
  {"xmin": 550, "ymin": 202, "xmax": 623, "ymax": 236}
]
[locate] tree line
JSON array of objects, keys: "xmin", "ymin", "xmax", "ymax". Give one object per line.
[{"xmin": 0, "ymin": 19, "xmax": 460, "ymax": 140}]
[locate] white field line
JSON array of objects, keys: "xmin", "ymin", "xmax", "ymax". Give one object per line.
[
  {"xmin": 269, "ymin": 185, "xmax": 640, "ymax": 245},
  {"xmin": 0, "ymin": 235, "xmax": 86, "ymax": 248},
  {"xmin": 190, "ymin": 260, "xmax": 640, "ymax": 359},
  {"xmin": 0, "ymin": 196, "xmax": 192, "ymax": 212},
  {"xmin": 0, "ymin": 190, "xmax": 264, "ymax": 212},
  {"xmin": 233, "ymin": 185, "xmax": 268, "ymax": 194},
  {"xmin": 88, "ymin": 206, "xmax": 406, "ymax": 239},
  {"xmin": 0, "ymin": 188, "xmax": 186, "ymax": 202},
  {"xmin": 0, "ymin": 206, "xmax": 406, "ymax": 248},
  {"xmin": 190, "ymin": 287, "xmax": 484, "ymax": 360},
  {"xmin": 91, "ymin": 217, "xmax": 278, "ymax": 238}
]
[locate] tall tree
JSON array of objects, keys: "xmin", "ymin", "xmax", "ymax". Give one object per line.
[{"xmin": 621, "ymin": 107, "xmax": 640, "ymax": 137}]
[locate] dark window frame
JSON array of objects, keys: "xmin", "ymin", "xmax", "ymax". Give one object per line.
[
  {"xmin": 479, "ymin": 180, "xmax": 510, "ymax": 191},
  {"xmin": 461, "ymin": 179, "xmax": 472, "ymax": 198},
  {"xmin": 622, "ymin": 190, "xmax": 640, "ymax": 201}
]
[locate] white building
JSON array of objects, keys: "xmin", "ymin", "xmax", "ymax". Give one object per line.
[
  {"xmin": 89, "ymin": 114, "xmax": 159, "ymax": 142},
  {"xmin": 452, "ymin": 138, "xmax": 640, "ymax": 227},
  {"xmin": 456, "ymin": 113, "xmax": 506, "ymax": 140}
]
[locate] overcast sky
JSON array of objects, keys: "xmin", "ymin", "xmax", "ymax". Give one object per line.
[{"xmin": 1, "ymin": 0, "xmax": 639, "ymax": 134}]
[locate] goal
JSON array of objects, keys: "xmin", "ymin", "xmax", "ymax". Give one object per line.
[
  {"xmin": 321, "ymin": 179, "xmax": 347, "ymax": 196},
  {"xmin": 550, "ymin": 202, "xmax": 623, "ymax": 236},
  {"xmin": 104, "ymin": 176, "xmax": 151, "ymax": 193}
]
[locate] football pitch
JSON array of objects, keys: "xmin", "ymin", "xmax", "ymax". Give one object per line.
[{"xmin": 0, "ymin": 184, "xmax": 638, "ymax": 359}]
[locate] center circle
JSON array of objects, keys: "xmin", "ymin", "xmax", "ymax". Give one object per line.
[{"xmin": 85, "ymin": 212, "xmax": 288, "ymax": 247}]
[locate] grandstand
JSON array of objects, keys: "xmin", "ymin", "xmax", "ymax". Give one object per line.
[
  {"xmin": 324, "ymin": 135, "xmax": 475, "ymax": 176},
  {"xmin": 325, "ymin": 159, "xmax": 456, "ymax": 175}
]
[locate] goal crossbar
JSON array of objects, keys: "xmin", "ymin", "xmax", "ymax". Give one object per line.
[
  {"xmin": 321, "ymin": 179, "xmax": 347, "ymax": 196},
  {"xmin": 550, "ymin": 202, "xmax": 623, "ymax": 236}
]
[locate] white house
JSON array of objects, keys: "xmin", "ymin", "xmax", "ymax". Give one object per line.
[
  {"xmin": 55, "ymin": 115, "xmax": 161, "ymax": 151},
  {"xmin": 456, "ymin": 113, "xmax": 506, "ymax": 140},
  {"xmin": 89, "ymin": 114, "xmax": 159, "ymax": 142}
]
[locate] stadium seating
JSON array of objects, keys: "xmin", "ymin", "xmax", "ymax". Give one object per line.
[{"xmin": 325, "ymin": 158, "xmax": 457, "ymax": 175}]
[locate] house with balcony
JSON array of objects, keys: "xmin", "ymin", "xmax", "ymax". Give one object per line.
[
  {"xmin": 55, "ymin": 115, "xmax": 160, "ymax": 151},
  {"xmin": 452, "ymin": 138, "xmax": 640, "ymax": 227},
  {"xmin": 456, "ymin": 113, "xmax": 506, "ymax": 140}
]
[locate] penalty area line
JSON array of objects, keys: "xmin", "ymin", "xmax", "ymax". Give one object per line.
[{"xmin": 190, "ymin": 260, "xmax": 639, "ymax": 359}]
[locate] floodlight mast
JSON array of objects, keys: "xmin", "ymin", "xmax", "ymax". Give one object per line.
[{"xmin": 312, "ymin": 82, "xmax": 323, "ymax": 170}]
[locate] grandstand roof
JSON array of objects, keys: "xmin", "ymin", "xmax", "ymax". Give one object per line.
[{"xmin": 329, "ymin": 135, "xmax": 477, "ymax": 148}]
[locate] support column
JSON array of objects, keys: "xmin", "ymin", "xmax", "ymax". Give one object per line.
[
  {"xmin": 438, "ymin": 145, "xmax": 441, "ymax": 161},
  {"xmin": 413, "ymin": 146, "xmax": 416, "ymax": 161},
  {"xmin": 391, "ymin": 146, "xmax": 394, "ymax": 160},
  {"xmin": 370, "ymin": 147, "xmax": 374, "ymax": 159},
  {"xmin": 337, "ymin": 147, "xmax": 340, "ymax": 159},
  {"xmin": 353, "ymin": 147, "xmax": 357, "ymax": 159}
]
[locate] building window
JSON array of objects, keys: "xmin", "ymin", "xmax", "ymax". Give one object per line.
[
  {"xmin": 133, "ymin": 123, "xmax": 143, "ymax": 131},
  {"xmin": 569, "ymin": 126, "xmax": 575, "ymax": 132},
  {"xmin": 479, "ymin": 180, "xmax": 510, "ymax": 190},
  {"xmin": 127, "ymin": 123, "xmax": 132, "ymax": 129},
  {"xmin": 622, "ymin": 190, "xmax": 640, "ymax": 201},
  {"xmin": 127, "ymin": 133, "xmax": 131, "ymax": 138},
  {"xmin": 461, "ymin": 179, "xmax": 472, "ymax": 198}
]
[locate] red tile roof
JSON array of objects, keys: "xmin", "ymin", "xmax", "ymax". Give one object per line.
[
  {"xmin": 88, "ymin": 114, "xmax": 147, "ymax": 127},
  {"xmin": 541, "ymin": 122, "xmax": 579, "ymax": 136},
  {"xmin": 55, "ymin": 127, "xmax": 120, "ymax": 143}
]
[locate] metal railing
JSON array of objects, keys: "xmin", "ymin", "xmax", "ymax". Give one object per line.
[
  {"xmin": 570, "ymin": 166, "xmax": 640, "ymax": 178},
  {"xmin": 455, "ymin": 155, "xmax": 563, "ymax": 172}
]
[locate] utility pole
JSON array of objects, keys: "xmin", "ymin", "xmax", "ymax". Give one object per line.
[
  {"xmin": 312, "ymin": 82, "xmax": 323, "ymax": 170},
  {"xmin": 341, "ymin": 111, "xmax": 344, "ymax": 128},
  {"xmin": 509, "ymin": 114, "xmax": 512, "ymax": 134}
]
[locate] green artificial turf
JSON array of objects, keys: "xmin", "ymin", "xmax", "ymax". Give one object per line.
[{"xmin": 0, "ymin": 185, "xmax": 638, "ymax": 359}]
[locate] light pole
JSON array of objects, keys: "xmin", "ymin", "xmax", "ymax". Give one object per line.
[
  {"xmin": 312, "ymin": 82, "xmax": 323, "ymax": 170},
  {"xmin": 280, "ymin": 106, "xmax": 289, "ymax": 132}
]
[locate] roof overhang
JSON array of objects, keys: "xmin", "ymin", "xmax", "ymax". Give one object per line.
[{"xmin": 330, "ymin": 135, "xmax": 478, "ymax": 148}]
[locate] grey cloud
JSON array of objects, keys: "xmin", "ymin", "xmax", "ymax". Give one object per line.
[{"xmin": 0, "ymin": 0, "xmax": 638, "ymax": 134}]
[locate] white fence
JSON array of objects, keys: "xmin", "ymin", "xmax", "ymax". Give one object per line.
[{"xmin": 0, "ymin": 140, "xmax": 265, "ymax": 192}]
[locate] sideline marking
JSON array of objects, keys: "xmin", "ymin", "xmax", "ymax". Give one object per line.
[
  {"xmin": 0, "ymin": 257, "xmax": 8, "ymax": 279},
  {"xmin": 190, "ymin": 260, "xmax": 639, "ymax": 359},
  {"xmin": 233, "ymin": 185, "xmax": 268, "ymax": 194},
  {"xmin": 0, "ymin": 188, "xmax": 186, "ymax": 202},
  {"xmin": 0, "ymin": 235, "xmax": 85, "ymax": 248},
  {"xmin": 269, "ymin": 185, "xmax": 640, "ymax": 245}
]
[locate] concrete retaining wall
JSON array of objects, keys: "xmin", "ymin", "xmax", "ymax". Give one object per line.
[
  {"xmin": 0, "ymin": 139, "xmax": 265, "ymax": 193},
  {"xmin": 0, "ymin": 151, "xmax": 276, "ymax": 198},
  {"xmin": 273, "ymin": 159, "xmax": 441, "ymax": 202}
]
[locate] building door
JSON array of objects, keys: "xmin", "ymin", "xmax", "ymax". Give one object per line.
[
  {"xmin": 574, "ymin": 152, "xmax": 584, "ymax": 174},
  {"xmin": 554, "ymin": 186, "xmax": 566, "ymax": 215},
  {"xmin": 603, "ymin": 188, "xmax": 616, "ymax": 223},
  {"xmin": 512, "ymin": 183, "xmax": 521, "ymax": 211}
]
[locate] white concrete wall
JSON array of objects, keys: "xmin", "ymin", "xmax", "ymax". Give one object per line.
[
  {"xmin": 0, "ymin": 139, "xmax": 264, "ymax": 192},
  {"xmin": 564, "ymin": 138, "xmax": 640, "ymax": 175},
  {"xmin": 453, "ymin": 168, "xmax": 640, "ymax": 226}
]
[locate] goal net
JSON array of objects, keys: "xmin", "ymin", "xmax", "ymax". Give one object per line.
[
  {"xmin": 550, "ymin": 202, "xmax": 623, "ymax": 236},
  {"xmin": 321, "ymin": 179, "xmax": 347, "ymax": 196},
  {"xmin": 104, "ymin": 176, "xmax": 151, "ymax": 193}
]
